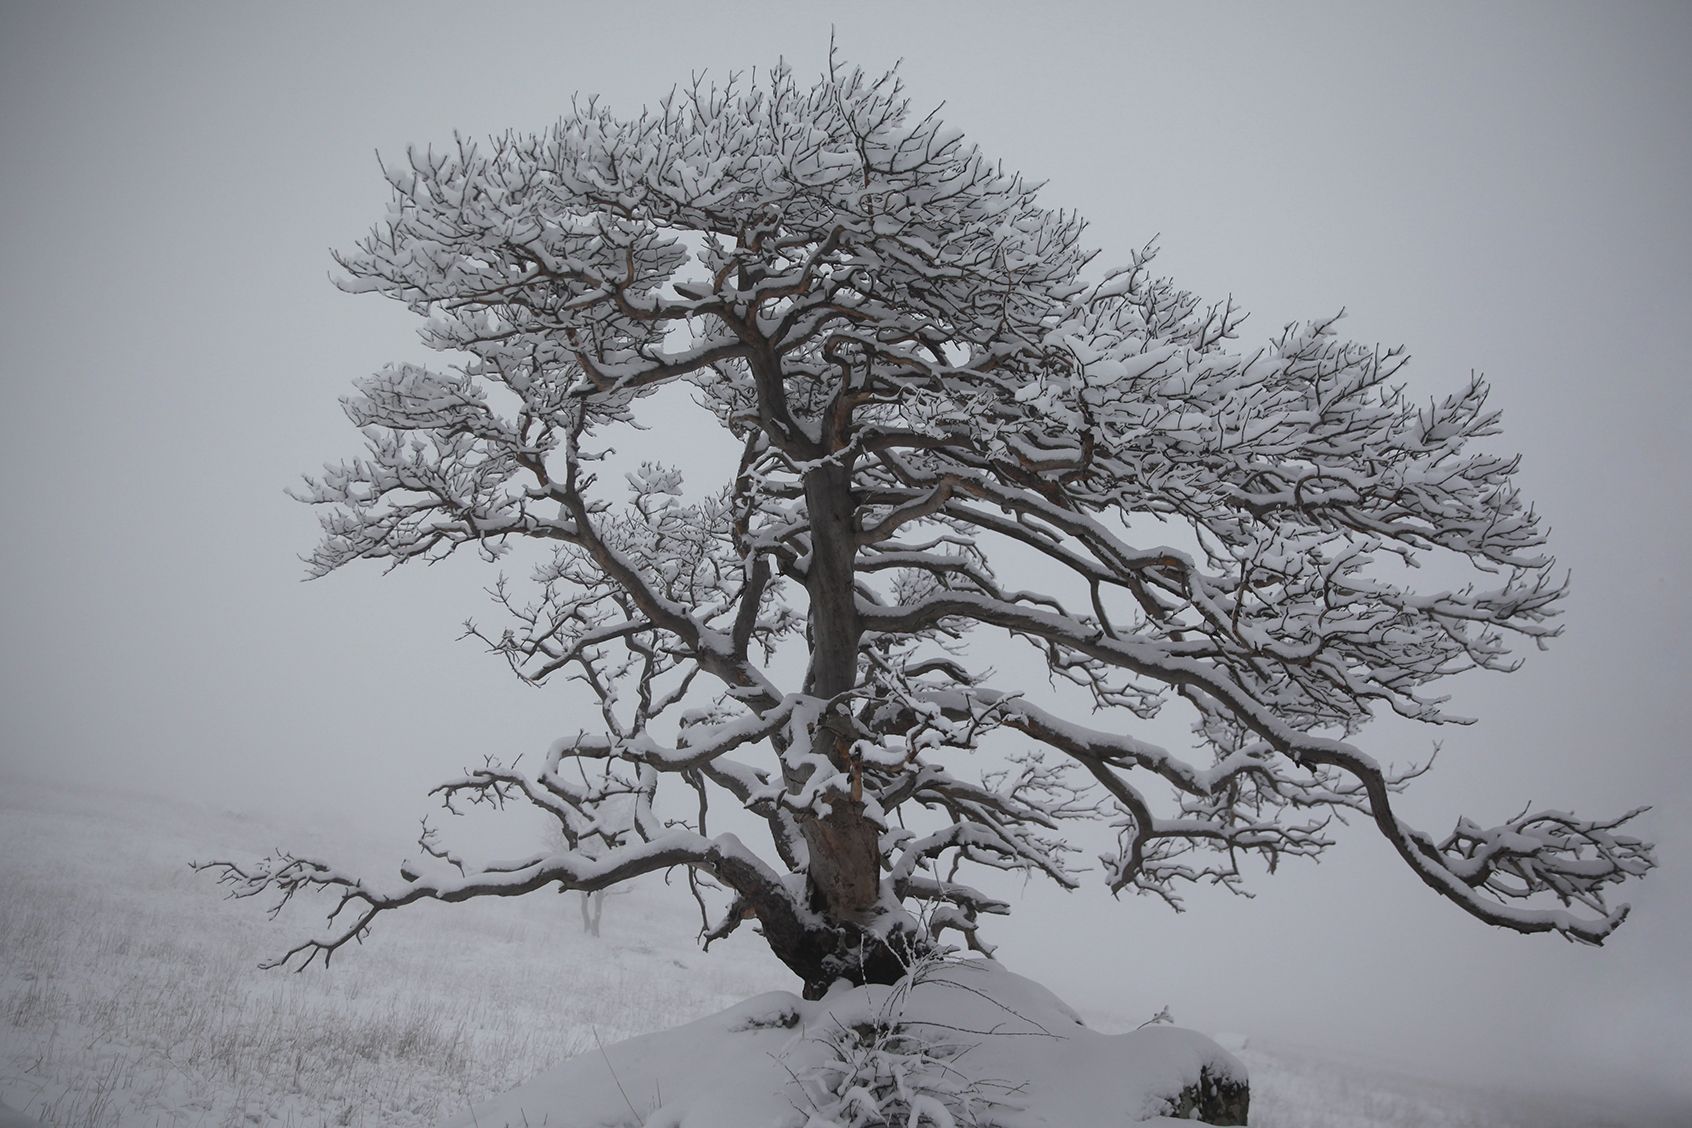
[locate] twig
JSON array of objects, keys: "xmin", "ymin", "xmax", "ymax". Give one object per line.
[{"xmin": 593, "ymin": 1025, "xmax": 642, "ymax": 1124}]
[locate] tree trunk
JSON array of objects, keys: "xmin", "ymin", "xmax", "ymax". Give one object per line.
[
  {"xmin": 797, "ymin": 462, "xmax": 885, "ymax": 933},
  {"xmin": 580, "ymin": 890, "xmax": 604, "ymax": 937},
  {"xmin": 784, "ymin": 924, "xmax": 922, "ymax": 1001},
  {"xmin": 712, "ymin": 828, "xmax": 917, "ymax": 1000}
]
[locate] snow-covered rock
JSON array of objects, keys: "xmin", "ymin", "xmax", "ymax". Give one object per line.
[{"xmin": 439, "ymin": 958, "xmax": 1247, "ymax": 1127}]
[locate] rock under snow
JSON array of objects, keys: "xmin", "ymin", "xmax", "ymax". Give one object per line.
[{"xmin": 439, "ymin": 958, "xmax": 1247, "ymax": 1127}]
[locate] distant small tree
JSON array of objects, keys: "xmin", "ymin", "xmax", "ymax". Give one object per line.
[
  {"xmin": 199, "ymin": 57, "xmax": 1654, "ymax": 999},
  {"xmin": 552, "ymin": 829, "xmax": 629, "ymax": 938},
  {"xmin": 579, "ymin": 890, "xmax": 604, "ymax": 938}
]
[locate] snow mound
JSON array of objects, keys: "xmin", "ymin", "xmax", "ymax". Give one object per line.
[{"xmin": 439, "ymin": 959, "xmax": 1245, "ymax": 1127}]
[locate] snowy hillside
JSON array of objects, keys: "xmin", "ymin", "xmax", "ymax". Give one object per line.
[
  {"xmin": 0, "ymin": 772, "xmax": 1674, "ymax": 1126},
  {"xmin": 440, "ymin": 961, "xmax": 1248, "ymax": 1128}
]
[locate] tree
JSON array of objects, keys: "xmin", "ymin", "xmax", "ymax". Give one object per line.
[{"xmin": 198, "ymin": 58, "xmax": 1655, "ymax": 1000}]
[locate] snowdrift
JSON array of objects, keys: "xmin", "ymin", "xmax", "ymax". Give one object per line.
[{"xmin": 439, "ymin": 959, "xmax": 1246, "ymax": 1127}]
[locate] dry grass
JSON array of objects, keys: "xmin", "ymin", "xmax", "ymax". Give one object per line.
[{"xmin": 0, "ymin": 774, "xmax": 774, "ymax": 1127}]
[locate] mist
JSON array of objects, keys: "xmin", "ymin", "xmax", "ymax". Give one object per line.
[{"xmin": 2, "ymin": 1, "xmax": 1688, "ymax": 1119}]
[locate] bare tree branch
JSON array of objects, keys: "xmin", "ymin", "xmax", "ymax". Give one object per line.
[{"xmin": 208, "ymin": 55, "xmax": 1654, "ymax": 999}]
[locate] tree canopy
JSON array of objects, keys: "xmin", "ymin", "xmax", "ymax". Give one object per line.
[{"xmin": 200, "ymin": 58, "xmax": 1654, "ymax": 998}]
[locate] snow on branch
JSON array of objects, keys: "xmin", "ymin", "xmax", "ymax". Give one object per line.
[
  {"xmin": 193, "ymin": 828, "xmax": 806, "ymax": 972},
  {"xmin": 214, "ymin": 54, "xmax": 1653, "ymax": 995}
]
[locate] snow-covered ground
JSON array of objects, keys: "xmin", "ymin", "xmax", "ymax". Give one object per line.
[
  {"xmin": 438, "ymin": 960, "xmax": 1249, "ymax": 1128},
  {"xmin": 0, "ymin": 771, "xmax": 1674, "ymax": 1127}
]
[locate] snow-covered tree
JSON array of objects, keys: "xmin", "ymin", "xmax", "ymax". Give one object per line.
[{"xmin": 199, "ymin": 58, "xmax": 1654, "ymax": 999}]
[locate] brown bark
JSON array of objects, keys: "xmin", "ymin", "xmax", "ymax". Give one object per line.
[
  {"xmin": 806, "ymin": 800, "xmax": 883, "ymax": 922},
  {"xmin": 796, "ymin": 460, "xmax": 885, "ymax": 929}
]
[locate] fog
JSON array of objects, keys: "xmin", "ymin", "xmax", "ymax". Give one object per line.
[{"xmin": 2, "ymin": 0, "xmax": 1688, "ymax": 1116}]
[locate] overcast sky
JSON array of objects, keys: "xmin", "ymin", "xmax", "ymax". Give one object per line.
[{"xmin": 2, "ymin": 0, "xmax": 1689, "ymax": 1112}]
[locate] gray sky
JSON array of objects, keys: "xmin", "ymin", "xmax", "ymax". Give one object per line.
[{"xmin": 3, "ymin": 0, "xmax": 1689, "ymax": 1111}]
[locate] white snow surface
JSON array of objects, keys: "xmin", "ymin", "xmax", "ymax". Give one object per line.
[
  {"xmin": 438, "ymin": 960, "xmax": 1241, "ymax": 1128},
  {"xmin": 3, "ymin": 769, "xmax": 1682, "ymax": 1127}
]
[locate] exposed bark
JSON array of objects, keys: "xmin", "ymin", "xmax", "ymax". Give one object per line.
[{"xmin": 797, "ymin": 460, "xmax": 885, "ymax": 929}]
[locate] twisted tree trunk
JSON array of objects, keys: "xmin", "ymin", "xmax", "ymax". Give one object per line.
[
  {"xmin": 799, "ymin": 462, "xmax": 882, "ymax": 921},
  {"xmin": 777, "ymin": 461, "xmax": 911, "ymax": 997}
]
